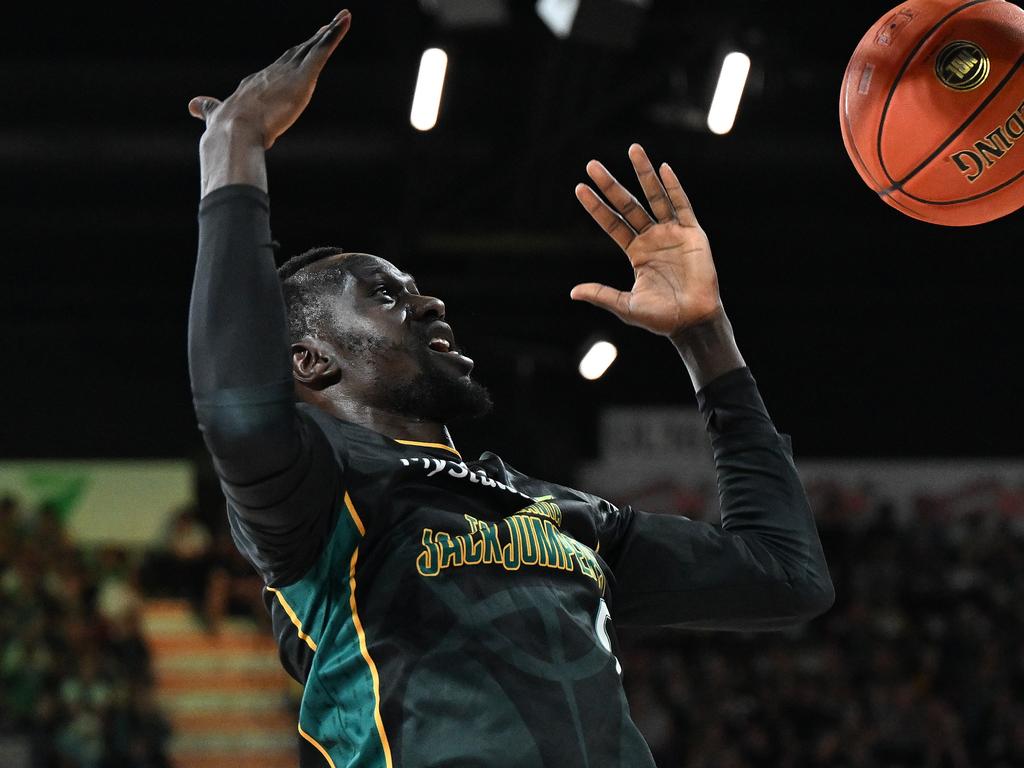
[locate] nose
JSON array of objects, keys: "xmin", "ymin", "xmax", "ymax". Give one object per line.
[{"xmin": 410, "ymin": 294, "xmax": 445, "ymax": 321}]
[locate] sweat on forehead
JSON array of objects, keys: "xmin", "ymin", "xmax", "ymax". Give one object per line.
[
  {"xmin": 307, "ymin": 252, "xmax": 414, "ymax": 285},
  {"xmin": 337, "ymin": 254, "xmax": 414, "ymax": 283},
  {"xmin": 303, "ymin": 252, "xmax": 381, "ymax": 277}
]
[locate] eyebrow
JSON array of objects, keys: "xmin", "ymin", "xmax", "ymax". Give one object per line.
[{"xmin": 357, "ymin": 268, "xmax": 419, "ymax": 293}]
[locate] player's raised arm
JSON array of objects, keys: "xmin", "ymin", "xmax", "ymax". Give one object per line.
[
  {"xmin": 186, "ymin": 12, "xmax": 351, "ymax": 586},
  {"xmin": 576, "ymin": 145, "xmax": 834, "ymax": 628},
  {"xmin": 189, "ymin": 10, "xmax": 351, "ymax": 196}
]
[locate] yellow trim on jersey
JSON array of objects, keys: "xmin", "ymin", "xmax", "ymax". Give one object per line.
[
  {"xmin": 344, "ymin": 491, "xmax": 366, "ymax": 536},
  {"xmin": 394, "ymin": 438, "xmax": 462, "ymax": 459},
  {"xmin": 267, "ymin": 587, "xmax": 318, "ymax": 652},
  {"xmin": 298, "ymin": 723, "xmax": 336, "ymax": 768},
  {"xmin": 348, "ymin": 545, "xmax": 394, "ymax": 768}
]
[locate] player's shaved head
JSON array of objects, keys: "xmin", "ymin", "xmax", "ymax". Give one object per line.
[{"xmin": 278, "ymin": 247, "xmax": 376, "ymax": 343}]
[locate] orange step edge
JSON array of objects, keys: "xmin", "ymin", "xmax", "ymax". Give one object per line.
[
  {"xmin": 147, "ymin": 636, "xmax": 277, "ymax": 654},
  {"xmin": 171, "ymin": 710, "xmax": 297, "ymax": 732},
  {"xmin": 157, "ymin": 672, "xmax": 290, "ymax": 692}
]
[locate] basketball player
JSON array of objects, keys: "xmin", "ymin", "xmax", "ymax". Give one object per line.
[{"xmin": 187, "ymin": 10, "xmax": 833, "ymax": 767}]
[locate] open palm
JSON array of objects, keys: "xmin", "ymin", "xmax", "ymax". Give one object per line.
[{"xmin": 572, "ymin": 144, "xmax": 723, "ymax": 338}]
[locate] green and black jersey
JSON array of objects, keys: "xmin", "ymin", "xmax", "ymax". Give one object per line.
[{"xmin": 188, "ymin": 185, "xmax": 834, "ymax": 767}]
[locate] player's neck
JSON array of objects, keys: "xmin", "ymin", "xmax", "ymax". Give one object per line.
[{"xmin": 299, "ymin": 388, "xmax": 455, "ymax": 449}]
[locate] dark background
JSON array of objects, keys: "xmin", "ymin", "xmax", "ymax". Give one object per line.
[{"xmin": 3, "ymin": 1, "xmax": 1022, "ymax": 480}]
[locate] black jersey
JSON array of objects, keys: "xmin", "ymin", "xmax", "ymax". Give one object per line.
[{"xmin": 188, "ymin": 185, "xmax": 834, "ymax": 768}]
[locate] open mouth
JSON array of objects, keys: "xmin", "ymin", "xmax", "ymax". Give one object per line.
[
  {"xmin": 423, "ymin": 322, "xmax": 473, "ymax": 370},
  {"xmin": 428, "ymin": 337, "xmax": 455, "ymax": 354}
]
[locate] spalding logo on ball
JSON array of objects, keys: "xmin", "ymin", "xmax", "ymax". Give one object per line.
[{"xmin": 840, "ymin": 0, "xmax": 1024, "ymax": 225}]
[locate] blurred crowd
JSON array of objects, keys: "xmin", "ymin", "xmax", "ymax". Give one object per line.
[
  {"xmin": 4, "ymin": 475, "xmax": 1024, "ymax": 768},
  {"xmin": 0, "ymin": 493, "xmax": 271, "ymax": 768},
  {"xmin": 0, "ymin": 496, "xmax": 169, "ymax": 768},
  {"xmin": 621, "ymin": 481, "xmax": 1024, "ymax": 768}
]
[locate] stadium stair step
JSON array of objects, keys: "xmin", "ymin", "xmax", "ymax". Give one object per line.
[{"xmin": 142, "ymin": 598, "xmax": 300, "ymax": 768}]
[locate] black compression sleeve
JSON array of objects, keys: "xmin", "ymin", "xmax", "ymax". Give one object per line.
[
  {"xmin": 606, "ymin": 367, "xmax": 835, "ymax": 629},
  {"xmin": 189, "ymin": 186, "xmax": 289, "ymax": 395},
  {"xmin": 188, "ymin": 185, "xmax": 341, "ymax": 586},
  {"xmin": 188, "ymin": 184, "xmax": 300, "ymax": 482}
]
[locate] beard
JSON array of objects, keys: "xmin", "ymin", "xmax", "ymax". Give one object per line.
[
  {"xmin": 382, "ymin": 362, "xmax": 493, "ymax": 423},
  {"xmin": 340, "ymin": 331, "xmax": 493, "ymax": 423}
]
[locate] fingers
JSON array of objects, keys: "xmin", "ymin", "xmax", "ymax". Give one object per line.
[
  {"xmin": 273, "ymin": 44, "xmax": 303, "ymax": 65},
  {"xmin": 628, "ymin": 144, "xmax": 674, "ymax": 223},
  {"xmin": 271, "ymin": 11, "xmax": 349, "ymax": 68},
  {"xmin": 585, "ymin": 160, "xmax": 654, "ymax": 234},
  {"xmin": 575, "ymin": 183, "xmax": 637, "ymax": 252},
  {"xmin": 290, "ymin": 17, "xmax": 336, "ymax": 61},
  {"xmin": 295, "ymin": 10, "xmax": 351, "ymax": 70},
  {"xmin": 188, "ymin": 96, "xmax": 222, "ymax": 121},
  {"xmin": 570, "ymin": 283, "xmax": 631, "ymax": 321},
  {"xmin": 658, "ymin": 162, "xmax": 699, "ymax": 227}
]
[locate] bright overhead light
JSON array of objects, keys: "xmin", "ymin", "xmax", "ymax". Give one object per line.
[
  {"xmin": 410, "ymin": 48, "xmax": 449, "ymax": 131},
  {"xmin": 707, "ymin": 51, "xmax": 750, "ymax": 135},
  {"xmin": 535, "ymin": 0, "xmax": 578, "ymax": 38},
  {"xmin": 535, "ymin": 0, "xmax": 650, "ymax": 48},
  {"xmin": 579, "ymin": 340, "xmax": 618, "ymax": 380}
]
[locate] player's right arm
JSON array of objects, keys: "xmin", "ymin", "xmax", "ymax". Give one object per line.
[
  {"xmin": 573, "ymin": 145, "xmax": 834, "ymax": 630},
  {"xmin": 186, "ymin": 11, "xmax": 351, "ymax": 586}
]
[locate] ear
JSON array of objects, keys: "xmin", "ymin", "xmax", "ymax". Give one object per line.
[{"xmin": 291, "ymin": 338, "xmax": 342, "ymax": 390}]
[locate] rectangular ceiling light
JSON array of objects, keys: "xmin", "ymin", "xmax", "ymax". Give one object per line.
[
  {"xmin": 411, "ymin": 48, "xmax": 449, "ymax": 132},
  {"xmin": 707, "ymin": 52, "xmax": 751, "ymax": 135},
  {"xmin": 579, "ymin": 340, "xmax": 618, "ymax": 380}
]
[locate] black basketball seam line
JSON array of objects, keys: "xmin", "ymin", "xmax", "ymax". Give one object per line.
[
  {"xmin": 874, "ymin": 184, "xmax": 930, "ymax": 217},
  {"xmin": 891, "ymin": 164, "xmax": 1024, "ymax": 204},
  {"xmin": 843, "ymin": 121, "xmax": 933, "ymax": 217},
  {"xmin": 843, "ymin": 62, "xmax": 919, "ymax": 217},
  {"xmin": 875, "ymin": 0, "xmax": 995, "ymax": 185},
  {"xmin": 880, "ymin": 51, "xmax": 1024, "ymax": 196},
  {"xmin": 841, "ymin": 70, "xmax": 922, "ymax": 216},
  {"xmin": 875, "ymin": 186, "xmax": 930, "ymax": 217}
]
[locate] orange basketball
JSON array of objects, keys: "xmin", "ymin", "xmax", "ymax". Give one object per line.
[{"xmin": 840, "ymin": 0, "xmax": 1024, "ymax": 226}]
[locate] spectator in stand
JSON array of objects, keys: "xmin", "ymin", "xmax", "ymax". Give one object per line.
[
  {"xmin": 142, "ymin": 505, "xmax": 212, "ymax": 611},
  {"xmin": 142, "ymin": 503, "xmax": 268, "ymax": 634},
  {"xmin": 203, "ymin": 529, "xmax": 271, "ymax": 634}
]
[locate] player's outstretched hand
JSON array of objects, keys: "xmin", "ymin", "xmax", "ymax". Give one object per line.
[
  {"xmin": 188, "ymin": 9, "xmax": 352, "ymax": 149},
  {"xmin": 572, "ymin": 144, "xmax": 723, "ymax": 339}
]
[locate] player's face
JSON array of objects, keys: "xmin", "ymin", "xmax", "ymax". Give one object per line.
[{"xmin": 317, "ymin": 254, "xmax": 491, "ymax": 421}]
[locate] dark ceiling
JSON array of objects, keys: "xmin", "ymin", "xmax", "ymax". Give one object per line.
[{"xmin": 4, "ymin": 1, "xmax": 1023, "ymax": 478}]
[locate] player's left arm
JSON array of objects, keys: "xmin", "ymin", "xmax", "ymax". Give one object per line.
[{"xmin": 574, "ymin": 145, "xmax": 834, "ymax": 629}]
